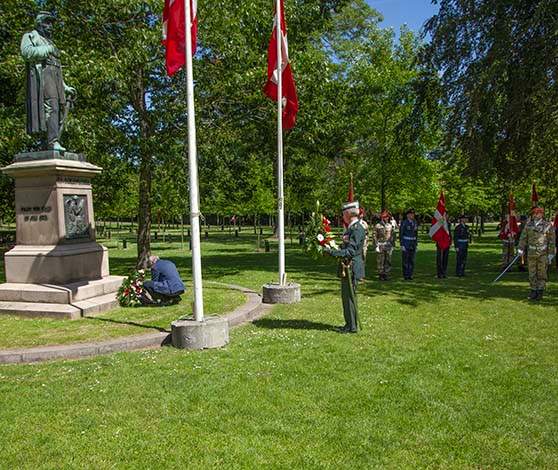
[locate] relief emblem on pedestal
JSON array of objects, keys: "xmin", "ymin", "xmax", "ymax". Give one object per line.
[{"xmin": 63, "ymin": 195, "xmax": 89, "ymax": 239}]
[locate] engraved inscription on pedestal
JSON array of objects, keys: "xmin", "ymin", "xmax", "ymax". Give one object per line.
[
  {"xmin": 21, "ymin": 205, "xmax": 52, "ymax": 222},
  {"xmin": 64, "ymin": 195, "xmax": 89, "ymax": 240}
]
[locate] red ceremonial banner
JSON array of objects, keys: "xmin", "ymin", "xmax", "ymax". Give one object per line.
[
  {"xmin": 264, "ymin": 0, "xmax": 299, "ymax": 129},
  {"xmin": 429, "ymin": 191, "xmax": 451, "ymax": 250},
  {"xmin": 163, "ymin": 0, "xmax": 198, "ymax": 77}
]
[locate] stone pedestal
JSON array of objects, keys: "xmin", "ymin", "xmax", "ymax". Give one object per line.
[
  {"xmin": 262, "ymin": 282, "xmax": 301, "ymax": 304},
  {"xmin": 171, "ymin": 316, "xmax": 230, "ymax": 350},
  {"xmin": 0, "ymin": 151, "xmax": 123, "ymax": 319}
]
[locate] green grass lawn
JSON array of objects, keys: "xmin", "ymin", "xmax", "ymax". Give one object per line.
[
  {"xmin": 1, "ymin": 226, "xmax": 557, "ymax": 468},
  {"xmin": 0, "ymin": 284, "xmax": 245, "ymax": 349}
]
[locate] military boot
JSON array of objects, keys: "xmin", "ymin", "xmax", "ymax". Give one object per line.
[{"xmin": 528, "ymin": 290, "xmax": 538, "ymax": 301}]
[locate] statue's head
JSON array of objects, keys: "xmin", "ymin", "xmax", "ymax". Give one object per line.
[{"xmin": 35, "ymin": 11, "xmax": 55, "ymax": 37}]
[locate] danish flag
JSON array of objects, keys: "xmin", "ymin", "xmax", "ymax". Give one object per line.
[
  {"xmin": 264, "ymin": 0, "xmax": 299, "ymax": 129},
  {"xmin": 507, "ymin": 192, "xmax": 519, "ymax": 236},
  {"xmin": 163, "ymin": 0, "xmax": 198, "ymax": 76},
  {"xmin": 429, "ymin": 191, "xmax": 451, "ymax": 250}
]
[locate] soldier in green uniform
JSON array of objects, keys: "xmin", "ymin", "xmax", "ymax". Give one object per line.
[
  {"xmin": 373, "ymin": 210, "xmax": 396, "ymax": 281},
  {"xmin": 518, "ymin": 207, "xmax": 556, "ymax": 300},
  {"xmin": 325, "ymin": 201, "xmax": 366, "ymax": 333}
]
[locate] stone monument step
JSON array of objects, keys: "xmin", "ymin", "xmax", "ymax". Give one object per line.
[
  {"xmin": 73, "ymin": 292, "xmax": 119, "ymax": 317},
  {"xmin": 64, "ymin": 275, "xmax": 125, "ymax": 302},
  {"xmin": 0, "ymin": 276, "xmax": 124, "ymax": 304},
  {"xmin": 0, "ymin": 301, "xmax": 81, "ymax": 319},
  {"xmin": 0, "ymin": 291, "xmax": 119, "ymax": 320},
  {"xmin": 0, "ymin": 283, "xmax": 71, "ymax": 304}
]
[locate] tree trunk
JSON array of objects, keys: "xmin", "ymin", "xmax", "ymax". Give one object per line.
[
  {"xmin": 135, "ymin": 69, "xmax": 153, "ymax": 269},
  {"xmin": 137, "ymin": 147, "xmax": 152, "ymax": 268}
]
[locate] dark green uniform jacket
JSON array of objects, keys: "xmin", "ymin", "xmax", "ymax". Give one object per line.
[{"xmin": 331, "ymin": 220, "xmax": 366, "ymax": 280}]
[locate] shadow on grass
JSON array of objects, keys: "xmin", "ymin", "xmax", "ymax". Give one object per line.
[
  {"xmin": 88, "ymin": 234, "xmax": 558, "ymax": 310},
  {"xmin": 85, "ymin": 316, "xmax": 171, "ymax": 334},
  {"xmin": 253, "ymin": 318, "xmax": 337, "ymax": 331}
]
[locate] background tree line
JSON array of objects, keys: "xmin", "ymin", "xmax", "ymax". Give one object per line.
[{"xmin": 1, "ymin": 0, "xmax": 556, "ymax": 266}]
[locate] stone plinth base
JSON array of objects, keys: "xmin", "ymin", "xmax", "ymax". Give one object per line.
[
  {"xmin": 4, "ymin": 243, "xmax": 109, "ymax": 284},
  {"xmin": 262, "ymin": 283, "xmax": 301, "ymax": 304},
  {"xmin": 0, "ymin": 275, "xmax": 124, "ymax": 319},
  {"xmin": 171, "ymin": 316, "xmax": 229, "ymax": 350}
]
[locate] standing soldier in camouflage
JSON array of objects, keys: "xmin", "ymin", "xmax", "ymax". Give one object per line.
[
  {"xmin": 453, "ymin": 214, "xmax": 470, "ymax": 277},
  {"xmin": 374, "ymin": 210, "xmax": 396, "ymax": 281},
  {"xmin": 400, "ymin": 208, "xmax": 419, "ymax": 280},
  {"xmin": 518, "ymin": 207, "xmax": 556, "ymax": 300},
  {"xmin": 325, "ymin": 201, "xmax": 366, "ymax": 333}
]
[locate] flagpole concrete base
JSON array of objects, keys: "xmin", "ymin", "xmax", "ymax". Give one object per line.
[
  {"xmin": 171, "ymin": 316, "xmax": 229, "ymax": 350},
  {"xmin": 262, "ymin": 283, "xmax": 301, "ymax": 304}
]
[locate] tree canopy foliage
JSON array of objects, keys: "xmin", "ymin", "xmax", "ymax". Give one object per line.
[
  {"xmin": 422, "ymin": 0, "xmax": 558, "ymax": 206},
  {"xmin": 1, "ymin": 0, "xmax": 556, "ymax": 264}
]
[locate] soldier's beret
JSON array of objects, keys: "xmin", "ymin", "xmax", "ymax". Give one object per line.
[
  {"xmin": 381, "ymin": 210, "xmax": 391, "ymax": 218},
  {"xmin": 532, "ymin": 206, "xmax": 544, "ymax": 214},
  {"xmin": 342, "ymin": 201, "xmax": 359, "ymax": 211}
]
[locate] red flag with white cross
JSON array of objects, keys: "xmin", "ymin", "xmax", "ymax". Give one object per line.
[
  {"xmin": 264, "ymin": 0, "xmax": 299, "ymax": 129},
  {"xmin": 429, "ymin": 191, "xmax": 451, "ymax": 250},
  {"xmin": 163, "ymin": 0, "xmax": 198, "ymax": 77}
]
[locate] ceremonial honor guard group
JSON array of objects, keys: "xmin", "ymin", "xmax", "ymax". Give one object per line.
[
  {"xmin": 161, "ymin": 1, "xmax": 557, "ymax": 335},
  {"xmin": 324, "ymin": 181, "xmax": 557, "ymax": 334}
]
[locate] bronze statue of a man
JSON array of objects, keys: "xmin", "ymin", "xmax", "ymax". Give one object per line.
[{"xmin": 21, "ymin": 11, "xmax": 76, "ymax": 152}]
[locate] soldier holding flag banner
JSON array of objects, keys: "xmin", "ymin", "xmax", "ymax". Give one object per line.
[
  {"xmin": 430, "ymin": 191, "xmax": 452, "ymax": 279},
  {"xmin": 499, "ymin": 193, "xmax": 519, "ymax": 270}
]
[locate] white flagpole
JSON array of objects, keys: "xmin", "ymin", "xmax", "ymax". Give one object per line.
[
  {"xmin": 184, "ymin": 0, "xmax": 204, "ymax": 320},
  {"xmin": 276, "ymin": 0, "xmax": 286, "ymax": 286}
]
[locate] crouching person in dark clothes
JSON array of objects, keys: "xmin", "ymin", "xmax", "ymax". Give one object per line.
[{"xmin": 143, "ymin": 256, "xmax": 185, "ymax": 305}]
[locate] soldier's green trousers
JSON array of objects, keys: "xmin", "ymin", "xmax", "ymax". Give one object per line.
[
  {"xmin": 341, "ymin": 275, "xmax": 358, "ymax": 331},
  {"xmin": 377, "ymin": 251, "xmax": 392, "ymax": 276},
  {"xmin": 528, "ymin": 253, "xmax": 548, "ymax": 290}
]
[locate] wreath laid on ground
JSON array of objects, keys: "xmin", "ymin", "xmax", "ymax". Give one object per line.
[{"xmin": 117, "ymin": 269, "xmax": 146, "ymax": 307}]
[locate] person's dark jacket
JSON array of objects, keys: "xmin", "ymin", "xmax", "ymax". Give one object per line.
[
  {"xmin": 399, "ymin": 219, "xmax": 419, "ymax": 250},
  {"xmin": 146, "ymin": 259, "xmax": 185, "ymax": 296},
  {"xmin": 454, "ymin": 223, "xmax": 470, "ymax": 249}
]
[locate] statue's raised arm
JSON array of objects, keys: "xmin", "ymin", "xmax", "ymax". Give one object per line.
[{"xmin": 21, "ymin": 11, "xmax": 76, "ymax": 152}]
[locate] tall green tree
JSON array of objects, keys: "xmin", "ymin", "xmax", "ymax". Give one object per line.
[{"xmin": 422, "ymin": 0, "xmax": 558, "ymax": 199}]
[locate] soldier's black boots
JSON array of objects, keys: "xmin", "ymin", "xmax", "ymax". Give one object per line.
[{"xmin": 528, "ymin": 290, "xmax": 545, "ymax": 301}]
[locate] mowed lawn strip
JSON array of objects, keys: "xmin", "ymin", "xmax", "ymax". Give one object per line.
[
  {"xmin": 0, "ymin": 284, "xmax": 245, "ymax": 349},
  {"xmin": 0, "ymin": 227, "xmax": 557, "ymax": 468}
]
